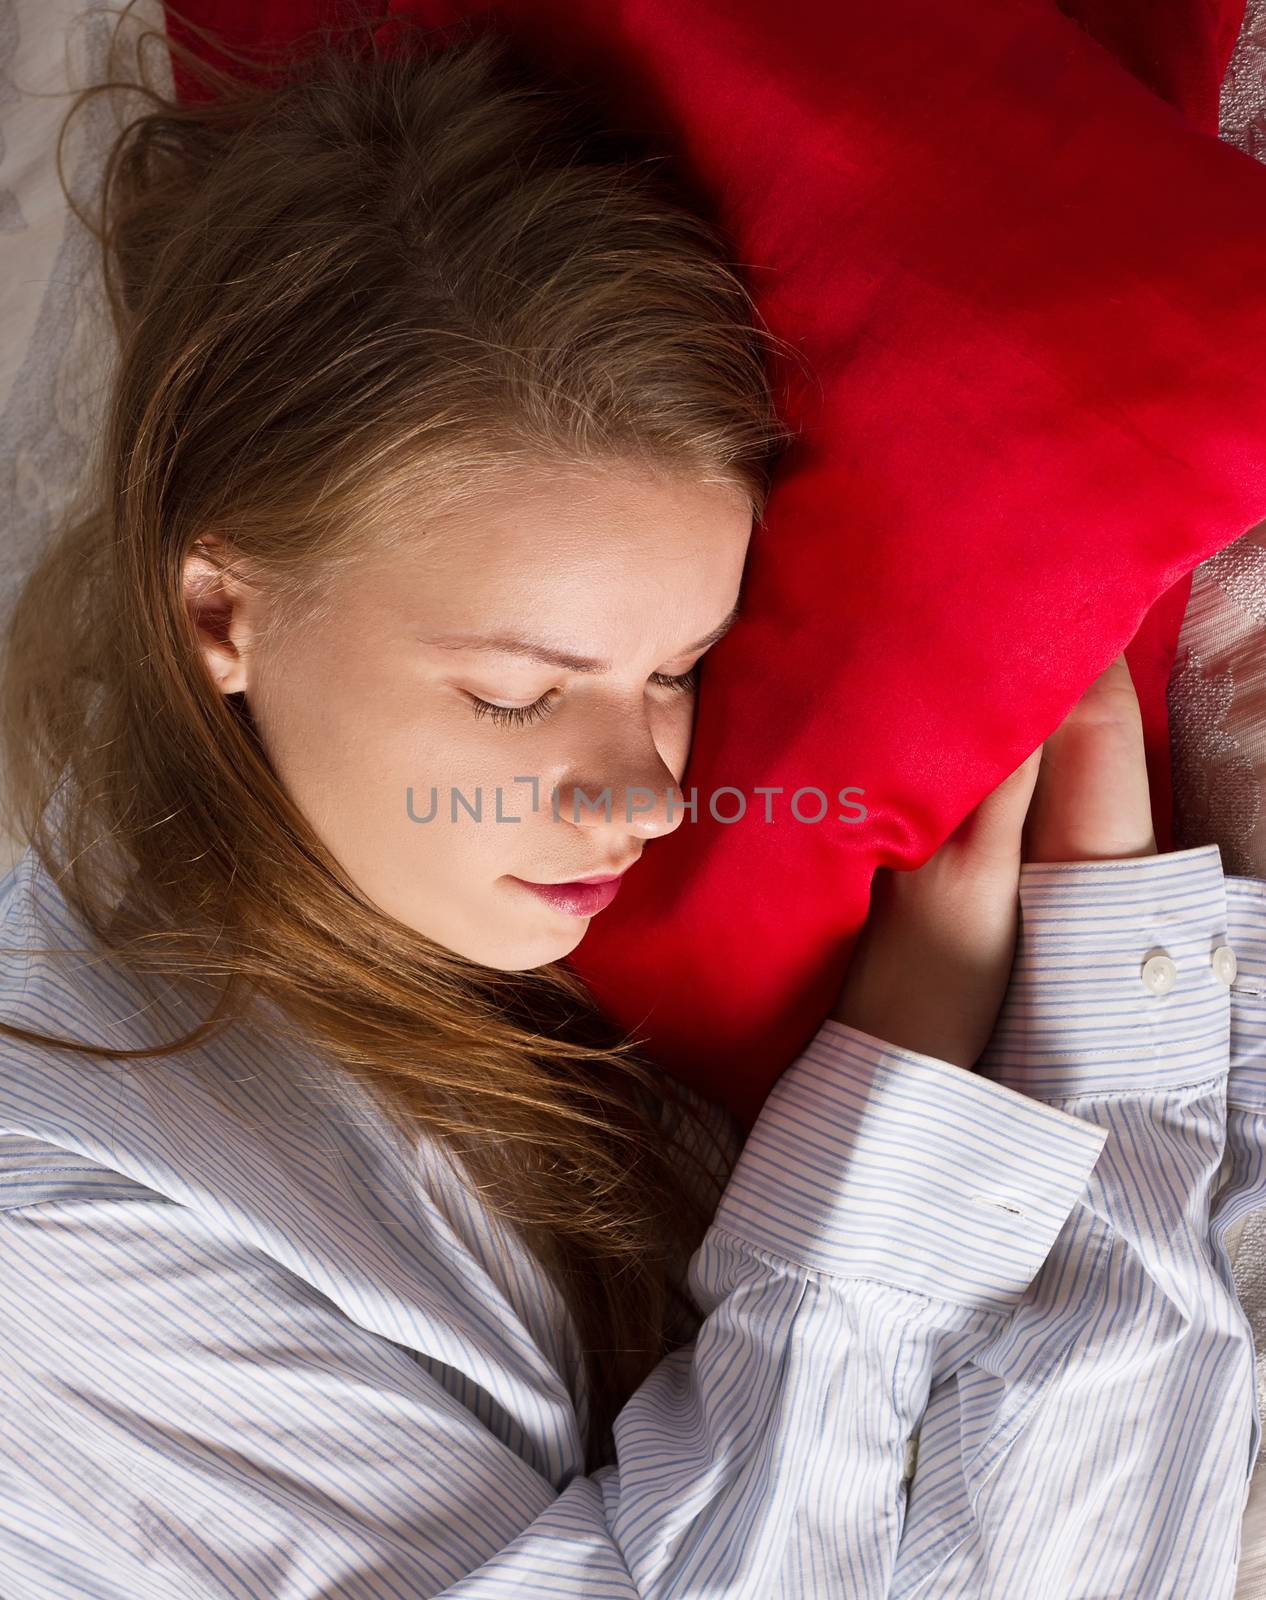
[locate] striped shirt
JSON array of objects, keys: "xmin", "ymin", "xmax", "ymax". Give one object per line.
[{"xmin": 0, "ymin": 839, "xmax": 1262, "ymax": 1597}]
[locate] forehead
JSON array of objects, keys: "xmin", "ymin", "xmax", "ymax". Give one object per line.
[{"xmin": 380, "ymin": 463, "xmax": 754, "ymax": 640}]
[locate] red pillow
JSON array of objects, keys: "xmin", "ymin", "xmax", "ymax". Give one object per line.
[{"xmin": 165, "ymin": 0, "xmax": 1261, "ymax": 1128}]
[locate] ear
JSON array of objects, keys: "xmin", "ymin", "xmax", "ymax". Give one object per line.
[{"xmin": 182, "ymin": 533, "xmax": 259, "ymax": 697}]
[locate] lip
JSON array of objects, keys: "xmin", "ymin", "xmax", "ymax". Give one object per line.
[{"xmin": 508, "ymin": 866, "xmax": 633, "ymax": 917}]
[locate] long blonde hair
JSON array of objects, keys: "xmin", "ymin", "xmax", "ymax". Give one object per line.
[{"xmin": 0, "ymin": 0, "xmax": 797, "ymax": 1471}]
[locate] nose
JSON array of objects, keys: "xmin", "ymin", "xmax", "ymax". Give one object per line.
[{"xmin": 553, "ymin": 745, "xmax": 688, "ymax": 843}]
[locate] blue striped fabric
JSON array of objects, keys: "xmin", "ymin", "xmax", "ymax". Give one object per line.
[
  {"xmin": 0, "ymin": 839, "xmax": 1260, "ymax": 1596},
  {"xmin": 898, "ymin": 844, "xmax": 1266, "ymax": 1598}
]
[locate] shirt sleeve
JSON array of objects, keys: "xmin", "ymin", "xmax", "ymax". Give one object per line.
[
  {"xmin": 1209, "ymin": 867, "xmax": 1266, "ymax": 1471},
  {"xmin": 891, "ymin": 842, "xmax": 1258, "ymax": 1600},
  {"xmin": 0, "ymin": 1020, "xmax": 1106, "ymax": 1597}
]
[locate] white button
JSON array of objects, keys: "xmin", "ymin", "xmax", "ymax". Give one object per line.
[
  {"xmin": 1140, "ymin": 953, "xmax": 1178, "ymax": 995},
  {"xmin": 904, "ymin": 1432, "xmax": 920, "ymax": 1481},
  {"xmin": 1212, "ymin": 944, "xmax": 1238, "ymax": 987}
]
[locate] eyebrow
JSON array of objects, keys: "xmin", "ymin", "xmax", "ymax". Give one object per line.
[{"xmin": 422, "ymin": 602, "xmax": 743, "ymax": 674}]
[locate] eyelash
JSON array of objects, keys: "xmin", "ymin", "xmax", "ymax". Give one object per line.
[{"xmin": 467, "ymin": 667, "xmax": 700, "ymax": 729}]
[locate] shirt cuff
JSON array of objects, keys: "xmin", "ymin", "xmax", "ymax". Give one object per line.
[
  {"xmin": 976, "ymin": 843, "xmax": 1231, "ymax": 1099},
  {"xmin": 1225, "ymin": 871, "xmax": 1266, "ymax": 1111},
  {"xmin": 712, "ymin": 1018, "xmax": 1107, "ymax": 1316}
]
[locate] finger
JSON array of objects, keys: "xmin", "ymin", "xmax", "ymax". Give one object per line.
[
  {"xmin": 1022, "ymin": 651, "xmax": 1156, "ymax": 863},
  {"xmin": 945, "ymin": 742, "xmax": 1044, "ymax": 865}
]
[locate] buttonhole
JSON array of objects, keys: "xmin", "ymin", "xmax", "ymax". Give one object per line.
[{"xmin": 970, "ymin": 1193, "xmax": 1028, "ymax": 1218}]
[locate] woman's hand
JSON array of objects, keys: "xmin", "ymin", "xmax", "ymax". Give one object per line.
[
  {"xmin": 830, "ymin": 651, "xmax": 1154, "ymax": 1071},
  {"xmin": 1021, "ymin": 650, "xmax": 1156, "ymax": 864},
  {"xmin": 829, "ymin": 745, "xmax": 1042, "ymax": 1071}
]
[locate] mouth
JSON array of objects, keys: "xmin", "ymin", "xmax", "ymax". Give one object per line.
[
  {"xmin": 530, "ymin": 858, "xmax": 640, "ymax": 887},
  {"xmin": 507, "ymin": 866, "xmax": 634, "ymax": 917}
]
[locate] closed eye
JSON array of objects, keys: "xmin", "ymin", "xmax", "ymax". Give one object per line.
[
  {"xmin": 466, "ymin": 664, "xmax": 700, "ymax": 730},
  {"xmin": 649, "ymin": 666, "xmax": 700, "ymax": 694}
]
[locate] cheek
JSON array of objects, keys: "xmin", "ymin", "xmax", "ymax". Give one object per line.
[{"xmin": 247, "ymin": 643, "xmax": 527, "ymax": 871}]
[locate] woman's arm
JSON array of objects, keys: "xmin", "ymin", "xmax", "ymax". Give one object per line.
[
  {"xmin": 891, "ymin": 842, "xmax": 1256, "ymax": 1600},
  {"xmin": 0, "ymin": 1019, "xmax": 1104, "ymax": 1599}
]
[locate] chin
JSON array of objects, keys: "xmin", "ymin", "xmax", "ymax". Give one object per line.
[{"xmin": 480, "ymin": 923, "xmax": 588, "ymax": 973}]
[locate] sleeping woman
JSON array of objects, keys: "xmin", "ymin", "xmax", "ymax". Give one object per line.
[{"xmin": 0, "ymin": 6, "xmax": 1261, "ymax": 1596}]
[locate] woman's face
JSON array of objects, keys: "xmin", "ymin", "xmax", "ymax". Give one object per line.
[{"xmin": 185, "ymin": 462, "xmax": 754, "ymax": 970}]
